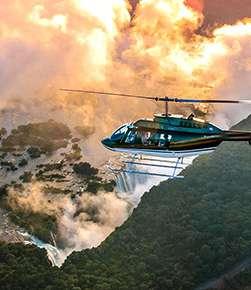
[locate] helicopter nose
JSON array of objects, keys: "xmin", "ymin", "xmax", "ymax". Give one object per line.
[{"xmin": 101, "ymin": 138, "xmax": 111, "ymax": 148}]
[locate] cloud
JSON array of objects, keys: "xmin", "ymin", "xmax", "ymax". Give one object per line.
[{"xmin": 7, "ymin": 182, "xmax": 129, "ymax": 253}]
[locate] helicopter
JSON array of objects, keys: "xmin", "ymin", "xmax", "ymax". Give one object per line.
[
  {"xmin": 61, "ymin": 89, "xmax": 251, "ymax": 178},
  {"xmin": 61, "ymin": 89, "xmax": 251, "ymax": 157}
]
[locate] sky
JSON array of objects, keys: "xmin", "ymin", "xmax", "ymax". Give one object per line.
[{"xmin": 1, "ymin": 0, "xmax": 251, "ymax": 148}]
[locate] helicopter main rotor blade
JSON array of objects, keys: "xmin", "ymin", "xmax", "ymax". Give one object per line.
[
  {"xmin": 165, "ymin": 98, "xmax": 251, "ymax": 104},
  {"xmin": 60, "ymin": 89, "xmax": 251, "ymax": 104},
  {"xmin": 60, "ymin": 89, "xmax": 158, "ymax": 101},
  {"xmin": 165, "ymin": 98, "xmax": 240, "ymax": 104}
]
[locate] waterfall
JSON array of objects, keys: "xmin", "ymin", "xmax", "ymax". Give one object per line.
[
  {"xmin": 20, "ymin": 232, "xmax": 67, "ymax": 267},
  {"xmin": 116, "ymin": 168, "xmax": 165, "ymax": 207},
  {"xmin": 19, "ymin": 156, "xmax": 196, "ymax": 267},
  {"xmin": 115, "ymin": 156, "xmax": 195, "ymax": 207}
]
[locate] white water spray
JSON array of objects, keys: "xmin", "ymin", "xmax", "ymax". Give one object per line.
[{"xmin": 20, "ymin": 156, "xmax": 195, "ymax": 267}]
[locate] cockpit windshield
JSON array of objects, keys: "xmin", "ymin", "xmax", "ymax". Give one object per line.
[{"xmin": 111, "ymin": 124, "xmax": 128, "ymax": 140}]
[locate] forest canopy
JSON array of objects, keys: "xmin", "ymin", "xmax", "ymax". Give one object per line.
[{"xmin": 1, "ymin": 116, "xmax": 251, "ymax": 290}]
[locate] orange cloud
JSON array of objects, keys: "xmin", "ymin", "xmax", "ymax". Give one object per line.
[{"xmin": 1, "ymin": 0, "xmax": 251, "ymax": 148}]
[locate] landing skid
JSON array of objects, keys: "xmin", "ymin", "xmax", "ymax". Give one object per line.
[{"xmin": 107, "ymin": 154, "xmax": 194, "ymax": 179}]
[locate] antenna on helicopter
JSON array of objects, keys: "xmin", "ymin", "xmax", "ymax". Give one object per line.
[{"xmin": 60, "ymin": 89, "xmax": 251, "ymax": 117}]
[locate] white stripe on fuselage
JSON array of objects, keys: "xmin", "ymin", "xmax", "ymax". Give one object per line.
[{"xmin": 103, "ymin": 146, "xmax": 216, "ymax": 158}]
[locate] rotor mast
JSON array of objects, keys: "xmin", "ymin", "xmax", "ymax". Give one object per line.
[{"xmin": 165, "ymin": 97, "xmax": 169, "ymax": 117}]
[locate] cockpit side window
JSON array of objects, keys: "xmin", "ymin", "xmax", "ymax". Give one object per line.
[
  {"xmin": 113, "ymin": 125, "xmax": 127, "ymax": 136},
  {"xmin": 111, "ymin": 125, "xmax": 128, "ymax": 141}
]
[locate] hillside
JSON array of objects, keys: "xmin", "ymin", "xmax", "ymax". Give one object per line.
[
  {"xmin": 62, "ymin": 115, "xmax": 251, "ymax": 289},
  {"xmin": 0, "ymin": 116, "xmax": 251, "ymax": 289}
]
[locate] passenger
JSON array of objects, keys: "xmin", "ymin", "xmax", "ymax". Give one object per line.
[
  {"xmin": 158, "ymin": 134, "xmax": 166, "ymax": 147},
  {"xmin": 141, "ymin": 132, "xmax": 151, "ymax": 145}
]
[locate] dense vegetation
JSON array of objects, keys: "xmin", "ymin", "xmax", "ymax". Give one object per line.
[
  {"xmin": 1, "ymin": 116, "xmax": 251, "ymax": 289},
  {"xmin": 0, "ymin": 242, "xmax": 66, "ymax": 290},
  {"xmin": 61, "ymin": 116, "xmax": 251, "ymax": 289}
]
